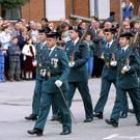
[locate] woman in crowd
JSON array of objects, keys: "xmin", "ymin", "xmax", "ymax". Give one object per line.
[{"xmin": 17, "ymin": 27, "xmax": 29, "ymax": 79}]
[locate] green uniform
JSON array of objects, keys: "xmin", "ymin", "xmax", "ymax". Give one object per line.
[
  {"xmin": 32, "ymin": 42, "xmax": 48, "ymax": 116},
  {"xmin": 65, "ymin": 40, "xmax": 93, "ymax": 120},
  {"xmin": 94, "ymin": 41, "xmax": 117, "ymax": 113},
  {"xmin": 34, "ymin": 46, "xmax": 71, "ymax": 132},
  {"xmin": 110, "ymin": 47, "xmax": 140, "ymax": 123}
]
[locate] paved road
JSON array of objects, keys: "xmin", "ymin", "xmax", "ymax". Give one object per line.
[{"xmin": 0, "ymin": 79, "xmax": 139, "ymax": 140}]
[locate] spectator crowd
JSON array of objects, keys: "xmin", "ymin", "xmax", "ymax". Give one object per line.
[{"xmin": 0, "ymin": 0, "xmax": 136, "ymax": 83}]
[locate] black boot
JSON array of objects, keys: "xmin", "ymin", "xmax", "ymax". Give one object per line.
[
  {"xmin": 128, "ymin": 109, "xmax": 135, "ymax": 114},
  {"xmin": 27, "ymin": 128, "xmax": 43, "ymax": 136},
  {"xmin": 84, "ymin": 117, "xmax": 93, "ymax": 123},
  {"xmin": 105, "ymin": 119, "xmax": 118, "ymax": 128},
  {"xmin": 93, "ymin": 112, "xmax": 103, "ymax": 119},
  {"xmin": 120, "ymin": 112, "xmax": 128, "ymax": 119},
  {"xmin": 25, "ymin": 114, "xmax": 38, "ymax": 121},
  {"xmin": 60, "ymin": 129, "xmax": 71, "ymax": 135}
]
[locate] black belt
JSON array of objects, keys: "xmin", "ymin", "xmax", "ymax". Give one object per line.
[
  {"xmin": 50, "ymin": 73, "xmax": 62, "ymax": 77},
  {"xmin": 41, "ymin": 73, "xmax": 62, "ymax": 79}
]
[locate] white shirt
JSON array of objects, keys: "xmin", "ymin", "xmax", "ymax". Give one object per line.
[
  {"xmin": 106, "ymin": 40, "xmax": 113, "ymax": 48},
  {"xmin": 0, "ymin": 31, "xmax": 12, "ymax": 50},
  {"xmin": 73, "ymin": 37, "xmax": 80, "ymax": 46},
  {"xmin": 40, "ymin": 41, "xmax": 47, "ymax": 49},
  {"xmin": 22, "ymin": 44, "xmax": 36, "ymax": 60},
  {"xmin": 49, "ymin": 45, "xmax": 56, "ymax": 56},
  {"xmin": 122, "ymin": 45, "xmax": 129, "ymax": 51}
]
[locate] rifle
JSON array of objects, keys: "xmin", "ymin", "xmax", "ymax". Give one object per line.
[
  {"xmin": 121, "ymin": 26, "xmax": 140, "ymax": 74},
  {"xmin": 110, "ymin": 27, "xmax": 122, "ymax": 61},
  {"xmin": 69, "ymin": 23, "xmax": 91, "ymax": 63}
]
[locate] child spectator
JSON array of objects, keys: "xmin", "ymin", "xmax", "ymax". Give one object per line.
[
  {"xmin": 8, "ymin": 37, "xmax": 21, "ymax": 81},
  {"xmin": 22, "ymin": 38, "xmax": 36, "ymax": 80}
]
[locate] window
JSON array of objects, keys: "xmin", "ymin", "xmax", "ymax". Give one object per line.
[
  {"xmin": 98, "ymin": 0, "xmax": 110, "ymax": 19},
  {"xmin": 2, "ymin": 6, "xmax": 21, "ymax": 20},
  {"xmin": 89, "ymin": 0, "xmax": 96, "ymax": 17},
  {"xmin": 45, "ymin": 0, "xmax": 65, "ymax": 21},
  {"xmin": 89, "ymin": 0, "xmax": 110, "ymax": 19}
]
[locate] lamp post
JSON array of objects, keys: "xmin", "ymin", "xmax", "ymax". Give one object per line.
[
  {"xmin": 94, "ymin": 0, "xmax": 98, "ymax": 17},
  {"xmin": 120, "ymin": 0, "xmax": 122, "ymax": 22},
  {"xmin": 28, "ymin": 0, "xmax": 31, "ymax": 21}
]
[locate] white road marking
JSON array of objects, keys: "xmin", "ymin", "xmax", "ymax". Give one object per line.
[
  {"xmin": 103, "ymin": 134, "xmax": 119, "ymax": 139},
  {"xmin": 103, "ymin": 134, "xmax": 140, "ymax": 139},
  {"xmin": 118, "ymin": 136, "xmax": 140, "ymax": 139}
]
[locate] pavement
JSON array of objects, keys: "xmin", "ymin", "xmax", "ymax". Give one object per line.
[{"xmin": 0, "ymin": 78, "xmax": 140, "ymax": 140}]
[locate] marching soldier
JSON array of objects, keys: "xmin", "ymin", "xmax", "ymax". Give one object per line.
[
  {"xmin": 105, "ymin": 32, "xmax": 140, "ymax": 127},
  {"xmin": 65, "ymin": 27, "xmax": 93, "ymax": 122},
  {"xmin": 25, "ymin": 28, "xmax": 51, "ymax": 120},
  {"xmin": 27, "ymin": 32, "xmax": 72, "ymax": 136},
  {"xmin": 93, "ymin": 28, "xmax": 118, "ymax": 119}
]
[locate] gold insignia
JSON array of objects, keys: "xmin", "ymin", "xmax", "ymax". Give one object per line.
[
  {"xmin": 38, "ymin": 63, "xmax": 42, "ymax": 67},
  {"xmin": 100, "ymin": 53, "xmax": 104, "ymax": 59},
  {"xmin": 105, "ymin": 62, "xmax": 109, "ymax": 67},
  {"xmin": 47, "ymin": 71, "xmax": 51, "ymax": 78},
  {"xmin": 121, "ymin": 70, "xmax": 125, "ymax": 74}
]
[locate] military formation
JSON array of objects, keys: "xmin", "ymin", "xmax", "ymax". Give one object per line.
[{"xmin": 24, "ymin": 18, "xmax": 140, "ymax": 136}]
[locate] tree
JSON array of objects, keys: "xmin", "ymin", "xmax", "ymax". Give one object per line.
[{"xmin": 0, "ymin": 0, "xmax": 29, "ymax": 9}]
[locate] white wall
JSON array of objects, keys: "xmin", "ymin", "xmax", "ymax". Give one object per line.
[{"xmin": 45, "ymin": 0, "xmax": 65, "ymax": 21}]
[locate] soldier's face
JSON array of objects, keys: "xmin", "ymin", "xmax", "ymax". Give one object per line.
[
  {"xmin": 47, "ymin": 38, "xmax": 56, "ymax": 48},
  {"xmin": 38, "ymin": 33, "xmax": 47, "ymax": 42},
  {"xmin": 69, "ymin": 30, "xmax": 78, "ymax": 40},
  {"xmin": 119, "ymin": 37, "xmax": 129, "ymax": 47},
  {"xmin": 104, "ymin": 32, "xmax": 113, "ymax": 41}
]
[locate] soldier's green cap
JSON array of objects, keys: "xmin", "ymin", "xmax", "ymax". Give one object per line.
[
  {"xmin": 38, "ymin": 27, "xmax": 51, "ymax": 33},
  {"xmin": 119, "ymin": 32, "xmax": 133, "ymax": 39},
  {"xmin": 104, "ymin": 28, "xmax": 117, "ymax": 34},
  {"xmin": 47, "ymin": 32, "xmax": 60, "ymax": 38}
]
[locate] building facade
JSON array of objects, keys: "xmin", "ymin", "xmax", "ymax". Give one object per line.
[{"xmin": 0, "ymin": 0, "xmax": 139, "ymax": 22}]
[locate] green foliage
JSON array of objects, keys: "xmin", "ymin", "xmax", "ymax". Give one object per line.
[{"xmin": 0, "ymin": 0, "xmax": 29, "ymax": 9}]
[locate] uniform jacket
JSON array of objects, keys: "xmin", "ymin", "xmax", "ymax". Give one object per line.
[
  {"xmin": 116, "ymin": 47, "xmax": 139, "ymax": 89},
  {"xmin": 65, "ymin": 40, "xmax": 89, "ymax": 82},
  {"xmin": 42, "ymin": 46, "xmax": 70, "ymax": 93},
  {"xmin": 101, "ymin": 41, "xmax": 117, "ymax": 81},
  {"xmin": 34, "ymin": 42, "xmax": 48, "ymax": 80}
]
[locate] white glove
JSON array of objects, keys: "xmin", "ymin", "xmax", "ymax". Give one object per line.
[
  {"xmin": 32, "ymin": 60, "xmax": 37, "ymax": 66},
  {"xmin": 69, "ymin": 62, "xmax": 75, "ymax": 67},
  {"xmin": 110, "ymin": 61, "xmax": 117, "ymax": 67},
  {"xmin": 122, "ymin": 66, "xmax": 131, "ymax": 72},
  {"xmin": 55, "ymin": 80, "xmax": 63, "ymax": 88}
]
